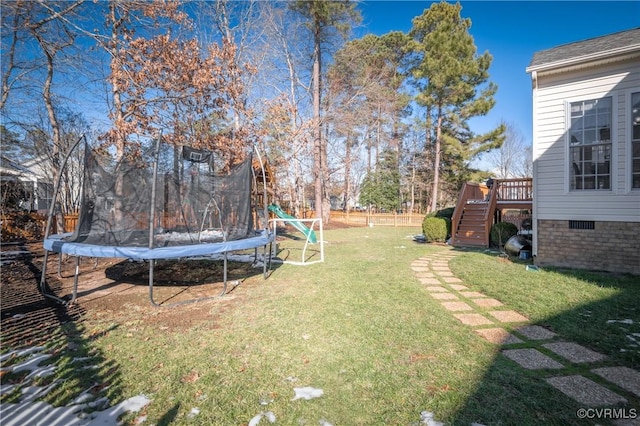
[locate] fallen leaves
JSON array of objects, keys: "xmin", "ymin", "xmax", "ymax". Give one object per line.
[{"xmin": 180, "ymin": 369, "xmax": 200, "ymax": 383}]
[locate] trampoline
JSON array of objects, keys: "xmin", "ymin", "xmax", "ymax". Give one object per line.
[{"xmin": 40, "ymin": 137, "xmax": 275, "ymax": 307}]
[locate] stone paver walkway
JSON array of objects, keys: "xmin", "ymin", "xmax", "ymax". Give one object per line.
[{"xmin": 411, "ymin": 248, "xmax": 640, "ymax": 414}]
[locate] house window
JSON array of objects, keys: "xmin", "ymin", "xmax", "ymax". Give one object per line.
[
  {"xmin": 632, "ymin": 92, "xmax": 640, "ymax": 189},
  {"xmin": 569, "ymin": 97, "xmax": 612, "ymax": 190}
]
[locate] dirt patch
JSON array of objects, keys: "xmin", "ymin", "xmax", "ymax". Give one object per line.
[
  {"xmin": 1, "ymin": 221, "xmax": 356, "ymax": 344},
  {"xmin": 0, "ymin": 241, "xmax": 272, "ymax": 346}
]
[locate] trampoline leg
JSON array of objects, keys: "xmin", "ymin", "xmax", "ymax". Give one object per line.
[
  {"xmin": 57, "ymin": 252, "xmax": 63, "ymax": 278},
  {"xmin": 39, "ymin": 250, "xmax": 67, "ymax": 304},
  {"xmin": 69, "ymin": 257, "xmax": 80, "ymax": 305},
  {"xmin": 263, "ymin": 244, "xmax": 269, "ymax": 279},
  {"xmin": 149, "ymin": 260, "xmax": 160, "ymax": 307},
  {"xmin": 40, "ymin": 250, "xmax": 50, "ymax": 296},
  {"xmin": 218, "ymin": 252, "xmax": 228, "ymax": 297}
]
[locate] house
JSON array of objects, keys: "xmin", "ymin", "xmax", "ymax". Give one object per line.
[
  {"xmin": 0, "ymin": 155, "xmax": 54, "ymax": 212},
  {"xmin": 526, "ymin": 27, "xmax": 640, "ymax": 275}
]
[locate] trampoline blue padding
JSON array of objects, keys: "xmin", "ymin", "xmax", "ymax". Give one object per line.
[{"xmin": 44, "ymin": 230, "xmax": 275, "ymax": 260}]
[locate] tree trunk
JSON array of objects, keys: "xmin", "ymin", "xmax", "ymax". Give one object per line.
[
  {"xmin": 343, "ymin": 134, "xmax": 352, "ymax": 212},
  {"xmin": 312, "ymin": 18, "xmax": 323, "ymax": 221},
  {"xmin": 430, "ymin": 111, "xmax": 443, "ymax": 213},
  {"xmin": 108, "ymin": 2, "xmax": 126, "ymax": 224},
  {"xmin": 410, "ymin": 145, "xmax": 418, "ymax": 214},
  {"xmin": 38, "ymin": 37, "xmax": 65, "ymax": 232}
]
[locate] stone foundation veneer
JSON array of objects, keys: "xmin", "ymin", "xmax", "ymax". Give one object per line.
[{"xmin": 536, "ymin": 219, "xmax": 640, "ymax": 275}]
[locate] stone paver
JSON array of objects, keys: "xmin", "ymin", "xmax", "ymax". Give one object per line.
[
  {"xmin": 432, "ymin": 267, "xmax": 450, "ymax": 272},
  {"xmin": 441, "ymin": 301, "xmax": 473, "ymax": 311},
  {"xmin": 411, "ymin": 251, "xmax": 634, "ymax": 414},
  {"xmin": 546, "ymin": 375, "xmax": 627, "ymax": 406},
  {"xmin": 515, "ymin": 325, "xmax": 556, "ymax": 340},
  {"xmin": 488, "ymin": 310, "xmax": 529, "ymax": 323},
  {"xmin": 459, "ymin": 291, "xmax": 487, "ymax": 298},
  {"xmin": 431, "ymin": 292, "xmax": 458, "ymax": 300},
  {"xmin": 592, "ymin": 367, "xmax": 640, "ymax": 398},
  {"xmin": 502, "ymin": 348, "xmax": 564, "ymax": 370},
  {"xmin": 471, "ymin": 298, "xmax": 503, "ymax": 308},
  {"xmin": 542, "ymin": 342, "xmax": 607, "ymax": 364},
  {"xmin": 425, "ymin": 286, "xmax": 449, "ymax": 292},
  {"xmin": 415, "ymin": 272, "xmax": 436, "ymax": 278},
  {"xmin": 449, "ymin": 284, "xmax": 469, "ymax": 291},
  {"xmin": 453, "ymin": 313, "xmax": 493, "ymax": 326},
  {"xmin": 418, "ymin": 278, "xmax": 441, "ymax": 285},
  {"xmin": 475, "ymin": 328, "xmax": 523, "ymax": 345}
]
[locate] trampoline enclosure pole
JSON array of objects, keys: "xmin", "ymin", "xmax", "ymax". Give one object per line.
[
  {"xmin": 40, "ymin": 134, "xmax": 85, "ymax": 303},
  {"xmin": 148, "ymin": 137, "xmax": 162, "ymax": 307}
]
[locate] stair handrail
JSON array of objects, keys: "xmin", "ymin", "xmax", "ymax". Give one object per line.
[{"xmin": 482, "ymin": 181, "xmax": 500, "ymax": 246}]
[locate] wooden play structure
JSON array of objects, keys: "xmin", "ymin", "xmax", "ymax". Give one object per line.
[{"xmin": 450, "ymin": 178, "xmax": 532, "ymax": 247}]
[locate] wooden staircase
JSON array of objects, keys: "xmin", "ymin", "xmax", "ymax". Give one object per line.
[
  {"xmin": 454, "ymin": 201, "xmax": 492, "ymax": 247},
  {"xmin": 450, "ymin": 178, "xmax": 532, "ymax": 248}
]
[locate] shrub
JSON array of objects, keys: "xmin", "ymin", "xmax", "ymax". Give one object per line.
[
  {"xmin": 422, "ymin": 216, "xmax": 448, "ymax": 243},
  {"xmin": 490, "ymin": 222, "xmax": 518, "ymax": 247},
  {"xmin": 424, "ymin": 207, "xmax": 455, "ymax": 219},
  {"xmin": 435, "ymin": 207, "xmax": 455, "ymax": 220}
]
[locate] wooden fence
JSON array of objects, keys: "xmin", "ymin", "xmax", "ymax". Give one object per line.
[
  {"xmin": 330, "ymin": 211, "xmax": 424, "ymax": 227},
  {"xmin": 0, "ymin": 212, "xmax": 79, "ymax": 242},
  {"xmin": 1, "ymin": 209, "xmax": 426, "ymax": 242}
]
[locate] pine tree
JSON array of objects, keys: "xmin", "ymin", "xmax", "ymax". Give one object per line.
[
  {"xmin": 290, "ymin": 0, "xmax": 360, "ymax": 223},
  {"xmin": 408, "ymin": 1, "xmax": 504, "ymax": 212}
]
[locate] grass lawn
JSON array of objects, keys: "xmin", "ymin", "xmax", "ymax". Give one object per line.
[{"xmin": 1, "ymin": 226, "xmax": 638, "ymax": 425}]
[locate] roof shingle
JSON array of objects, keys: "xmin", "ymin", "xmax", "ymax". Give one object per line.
[{"xmin": 528, "ymin": 27, "xmax": 640, "ymax": 69}]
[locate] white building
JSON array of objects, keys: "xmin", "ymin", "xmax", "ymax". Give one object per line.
[{"xmin": 526, "ymin": 27, "xmax": 640, "ymax": 274}]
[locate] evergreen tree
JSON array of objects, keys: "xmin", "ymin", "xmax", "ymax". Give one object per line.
[
  {"xmin": 408, "ymin": 1, "xmax": 504, "ymax": 212},
  {"xmin": 359, "ymin": 149, "xmax": 400, "ymax": 211}
]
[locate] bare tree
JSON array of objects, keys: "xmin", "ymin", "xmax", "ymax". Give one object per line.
[
  {"xmin": 290, "ymin": 0, "xmax": 361, "ymax": 224},
  {"xmin": 1, "ymin": 0, "xmax": 85, "ymax": 230},
  {"xmin": 486, "ymin": 121, "xmax": 532, "ymax": 178},
  {"xmin": 252, "ymin": 3, "xmax": 313, "ymax": 216}
]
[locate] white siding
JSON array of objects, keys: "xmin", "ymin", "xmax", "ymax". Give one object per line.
[{"xmin": 532, "ymin": 58, "xmax": 640, "ymax": 223}]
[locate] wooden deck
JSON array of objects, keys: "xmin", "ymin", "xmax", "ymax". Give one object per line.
[{"xmin": 451, "ymin": 178, "xmax": 532, "ymax": 247}]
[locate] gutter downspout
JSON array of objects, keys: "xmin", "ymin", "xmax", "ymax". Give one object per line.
[{"xmin": 530, "ymin": 70, "xmax": 539, "ymax": 262}]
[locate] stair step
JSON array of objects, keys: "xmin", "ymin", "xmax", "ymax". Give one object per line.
[
  {"xmin": 453, "ymin": 238, "xmax": 487, "ymax": 247},
  {"xmin": 458, "ymin": 220, "xmax": 485, "ymax": 227},
  {"xmin": 464, "ymin": 202, "xmax": 488, "ymax": 209},
  {"xmin": 458, "ymin": 222, "xmax": 486, "ymax": 230},
  {"xmin": 457, "ymin": 229, "xmax": 485, "ymax": 237},
  {"xmin": 463, "ymin": 204, "xmax": 487, "ymax": 211},
  {"xmin": 460, "ymin": 214, "xmax": 485, "ymax": 220},
  {"xmin": 454, "ymin": 232, "xmax": 486, "ymax": 239},
  {"xmin": 456, "ymin": 229, "xmax": 485, "ymax": 236},
  {"xmin": 461, "ymin": 214, "xmax": 486, "ymax": 221}
]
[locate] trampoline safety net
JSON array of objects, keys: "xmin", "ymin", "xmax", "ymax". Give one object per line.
[{"xmin": 70, "ymin": 140, "xmax": 254, "ymax": 247}]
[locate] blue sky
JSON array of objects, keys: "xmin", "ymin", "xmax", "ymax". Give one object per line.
[{"xmin": 355, "ymin": 1, "xmax": 640, "ymax": 145}]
